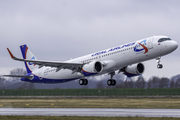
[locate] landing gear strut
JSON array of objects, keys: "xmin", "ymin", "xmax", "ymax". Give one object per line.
[
  {"xmin": 79, "ymin": 79, "xmax": 88, "ymax": 85},
  {"xmin": 107, "ymin": 72, "xmax": 116, "ymax": 86},
  {"xmin": 156, "ymin": 57, "xmax": 163, "ymax": 69}
]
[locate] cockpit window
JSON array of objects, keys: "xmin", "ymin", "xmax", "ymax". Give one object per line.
[{"xmin": 158, "ymin": 38, "xmax": 171, "ymax": 42}]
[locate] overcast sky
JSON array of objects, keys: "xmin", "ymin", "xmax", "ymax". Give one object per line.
[{"xmin": 0, "ymin": 0, "xmax": 180, "ymax": 79}]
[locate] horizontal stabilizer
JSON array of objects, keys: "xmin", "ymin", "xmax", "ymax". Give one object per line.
[{"xmin": 3, "ymin": 75, "xmax": 33, "ymax": 79}]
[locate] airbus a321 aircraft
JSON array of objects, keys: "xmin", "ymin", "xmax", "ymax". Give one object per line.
[{"xmin": 3, "ymin": 35, "xmax": 178, "ymax": 86}]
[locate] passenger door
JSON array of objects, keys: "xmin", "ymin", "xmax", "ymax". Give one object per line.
[{"xmin": 148, "ymin": 37, "xmax": 153, "ymax": 49}]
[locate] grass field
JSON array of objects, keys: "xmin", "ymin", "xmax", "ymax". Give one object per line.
[
  {"xmin": 0, "ymin": 88, "xmax": 180, "ymax": 96},
  {"xmin": 0, "ymin": 97, "xmax": 180, "ymax": 119},
  {"xmin": 0, "ymin": 116, "xmax": 180, "ymax": 120},
  {"xmin": 0, "ymin": 97, "xmax": 180, "ymax": 108},
  {"xmin": 1, "ymin": 89, "xmax": 180, "ymax": 119}
]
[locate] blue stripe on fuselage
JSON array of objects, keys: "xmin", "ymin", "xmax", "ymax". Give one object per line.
[
  {"xmin": 124, "ymin": 71, "xmax": 140, "ymax": 77},
  {"xmin": 82, "ymin": 71, "xmax": 97, "ymax": 76},
  {"xmin": 21, "ymin": 74, "xmax": 80, "ymax": 84}
]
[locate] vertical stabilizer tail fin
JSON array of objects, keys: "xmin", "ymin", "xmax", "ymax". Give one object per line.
[{"xmin": 20, "ymin": 45, "xmax": 38, "ymax": 73}]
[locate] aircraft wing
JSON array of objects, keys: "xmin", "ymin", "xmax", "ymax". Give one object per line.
[{"xmin": 7, "ymin": 48, "xmax": 83, "ymax": 72}]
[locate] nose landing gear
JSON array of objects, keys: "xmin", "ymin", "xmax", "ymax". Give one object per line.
[
  {"xmin": 157, "ymin": 64, "xmax": 163, "ymax": 69},
  {"xmin": 156, "ymin": 57, "xmax": 163, "ymax": 69}
]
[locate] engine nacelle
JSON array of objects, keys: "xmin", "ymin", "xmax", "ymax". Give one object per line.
[
  {"xmin": 124, "ymin": 63, "xmax": 144, "ymax": 77},
  {"xmin": 82, "ymin": 61, "xmax": 103, "ymax": 76}
]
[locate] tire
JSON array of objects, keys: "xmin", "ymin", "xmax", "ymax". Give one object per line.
[
  {"xmin": 84, "ymin": 79, "xmax": 88, "ymax": 85},
  {"xmin": 112, "ymin": 80, "xmax": 116, "ymax": 86},
  {"xmin": 107, "ymin": 79, "xmax": 112, "ymax": 86},
  {"xmin": 157, "ymin": 64, "xmax": 163, "ymax": 69},
  {"xmin": 79, "ymin": 79, "xmax": 84, "ymax": 85}
]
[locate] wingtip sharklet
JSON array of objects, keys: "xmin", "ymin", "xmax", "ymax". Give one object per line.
[{"xmin": 7, "ymin": 48, "xmax": 15, "ymax": 59}]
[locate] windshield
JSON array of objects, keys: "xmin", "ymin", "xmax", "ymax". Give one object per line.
[{"xmin": 158, "ymin": 38, "xmax": 171, "ymax": 42}]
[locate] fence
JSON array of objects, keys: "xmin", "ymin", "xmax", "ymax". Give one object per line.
[{"xmin": 0, "ymin": 88, "xmax": 180, "ymax": 97}]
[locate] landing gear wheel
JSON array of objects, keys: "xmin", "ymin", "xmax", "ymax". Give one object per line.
[
  {"xmin": 79, "ymin": 79, "xmax": 84, "ymax": 85},
  {"xmin": 107, "ymin": 79, "xmax": 112, "ymax": 86},
  {"xmin": 84, "ymin": 79, "xmax": 88, "ymax": 85},
  {"xmin": 107, "ymin": 79, "xmax": 116, "ymax": 86},
  {"xmin": 79, "ymin": 79, "xmax": 88, "ymax": 85},
  {"xmin": 157, "ymin": 64, "xmax": 163, "ymax": 69},
  {"xmin": 112, "ymin": 79, "xmax": 116, "ymax": 86}
]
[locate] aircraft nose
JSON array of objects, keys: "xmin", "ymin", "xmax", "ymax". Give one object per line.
[{"xmin": 172, "ymin": 40, "xmax": 178, "ymax": 50}]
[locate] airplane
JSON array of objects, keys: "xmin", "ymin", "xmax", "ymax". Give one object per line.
[{"xmin": 3, "ymin": 35, "xmax": 178, "ymax": 86}]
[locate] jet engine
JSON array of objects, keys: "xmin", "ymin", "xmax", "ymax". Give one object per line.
[
  {"xmin": 82, "ymin": 61, "xmax": 103, "ymax": 76},
  {"xmin": 124, "ymin": 63, "xmax": 144, "ymax": 77}
]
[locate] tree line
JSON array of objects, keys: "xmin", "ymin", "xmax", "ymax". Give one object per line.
[{"xmin": 96, "ymin": 75, "xmax": 180, "ymax": 89}]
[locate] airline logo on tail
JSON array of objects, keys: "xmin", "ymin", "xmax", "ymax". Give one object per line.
[
  {"xmin": 134, "ymin": 39, "xmax": 148, "ymax": 54},
  {"xmin": 28, "ymin": 56, "xmax": 35, "ymax": 65}
]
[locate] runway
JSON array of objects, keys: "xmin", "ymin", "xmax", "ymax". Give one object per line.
[{"xmin": 0, "ymin": 108, "xmax": 180, "ymax": 117}]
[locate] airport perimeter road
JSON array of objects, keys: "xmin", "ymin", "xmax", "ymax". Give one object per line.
[{"xmin": 0, "ymin": 108, "xmax": 180, "ymax": 117}]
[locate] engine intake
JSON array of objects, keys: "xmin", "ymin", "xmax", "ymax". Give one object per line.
[
  {"xmin": 124, "ymin": 63, "xmax": 144, "ymax": 77},
  {"xmin": 82, "ymin": 61, "xmax": 103, "ymax": 76}
]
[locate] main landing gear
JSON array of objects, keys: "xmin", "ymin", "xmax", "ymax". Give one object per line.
[
  {"xmin": 107, "ymin": 72, "xmax": 116, "ymax": 86},
  {"xmin": 79, "ymin": 79, "xmax": 88, "ymax": 85},
  {"xmin": 156, "ymin": 57, "xmax": 163, "ymax": 69}
]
